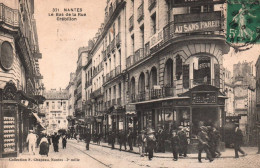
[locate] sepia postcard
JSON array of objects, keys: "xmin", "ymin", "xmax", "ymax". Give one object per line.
[{"xmin": 0, "ymin": 0, "xmax": 259, "ymax": 168}]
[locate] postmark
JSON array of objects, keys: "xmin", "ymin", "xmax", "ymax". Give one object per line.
[{"xmin": 226, "ymin": 0, "xmax": 260, "ymax": 44}]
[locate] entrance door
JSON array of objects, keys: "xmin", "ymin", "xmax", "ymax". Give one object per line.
[{"xmin": 192, "ymin": 107, "xmax": 218, "ymax": 135}]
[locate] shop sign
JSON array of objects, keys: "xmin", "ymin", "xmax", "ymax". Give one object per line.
[
  {"xmin": 174, "ymin": 11, "xmax": 221, "ymax": 34},
  {"xmin": 162, "ymin": 101, "xmax": 173, "ymax": 107},
  {"xmin": 126, "ymin": 104, "xmax": 136, "ymax": 111},
  {"xmin": 191, "ymin": 92, "xmax": 217, "ymax": 104}
]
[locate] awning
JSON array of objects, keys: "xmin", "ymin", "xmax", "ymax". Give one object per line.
[
  {"xmin": 32, "ymin": 113, "xmax": 45, "ymax": 129},
  {"xmin": 125, "ymin": 111, "xmax": 137, "ymax": 116},
  {"xmin": 129, "ymin": 96, "xmax": 190, "ymax": 105}
]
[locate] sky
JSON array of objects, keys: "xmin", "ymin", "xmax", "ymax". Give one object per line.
[
  {"xmin": 34, "ymin": 0, "xmax": 106, "ymax": 90},
  {"xmin": 34, "ymin": 0, "xmax": 260, "ymax": 90}
]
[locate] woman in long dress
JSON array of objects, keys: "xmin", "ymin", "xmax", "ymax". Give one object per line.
[{"xmin": 39, "ymin": 134, "xmax": 49, "ymax": 156}]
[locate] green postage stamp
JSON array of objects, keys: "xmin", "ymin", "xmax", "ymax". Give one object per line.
[{"xmin": 226, "ymin": 0, "xmax": 260, "ymax": 44}]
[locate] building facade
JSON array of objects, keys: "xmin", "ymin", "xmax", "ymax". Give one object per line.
[
  {"xmin": 66, "ymin": 72, "xmax": 76, "ymax": 132},
  {"xmin": 0, "ymin": 0, "xmax": 43, "ymax": 157},
  {"xmin": 43, "ymin": 89, "xmax": 68, "ymax": 134}
]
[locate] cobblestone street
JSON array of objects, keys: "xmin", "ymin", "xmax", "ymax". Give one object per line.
[{"xmin": 1, "ymin": 139, "xmax": 259, "ymax": 168}]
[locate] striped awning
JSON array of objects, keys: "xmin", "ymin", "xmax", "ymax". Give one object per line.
[{"xmin": 125, "ymin": 111, "xmax": 137, "ymax": 116}]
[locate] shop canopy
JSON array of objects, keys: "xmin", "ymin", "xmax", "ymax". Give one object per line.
[{"xmin": 32, "ymin": 112, "xmax": 45, "ymax": 129}]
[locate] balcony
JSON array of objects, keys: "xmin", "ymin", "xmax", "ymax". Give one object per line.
[
  {"xmin": 190, "ymin": 79, "xmax": 219, "ymax": 88},
  {"xmin": 148, "ymin": 0, "xmax": 156, "ymax": 11},
  {"xmin": 147, "ymin": 11, "xmax": 224, "ymax": 54},
  {"xmin": 145, "ymin": 42, "xmax": 150, "ymax": 57},
  {"xmin": 110, "ymin": 69, "xmax": 116, "ymax": 79},
  {"xmin": 126, "ymin": 55, "xmax": 134, "ymax": 68},
  {"xmin": 117, "ymin": 98, "xmax": 121, "ymax": 105},
  {"xmin": 112, "ymin": 99, "xmax": 116, "ymax": 106},
  {"xmin": 0, "ymin": 4, "xmax": 19, "ymax": 28},
  {"xmin": 111, "ymin": 38, "xmax": 115, "ymax": 51},
  {"xmin": 129, "ymin": 15, "xmax": 134, "ymax": 31},
  {"xmin": 90, "ymin": 88, "xmax": 103, "ymax": 99},
  {"xmin": 137, "ymin": 91, "xmax": 146, "ymax": 102},
  {"xmin": 137, "ymin": 3, "xmax": 144, "ymax": 22},
  {"xmin": 105, "ymin": 73, "xmax": 110, "ymax": 83},
  {"xmin": 115, "ymin": 65, "xmax": 121, "ymax": 76},
  {"xmin": 171, "ymin": 0, "xmax": 225, "ymax": 7},
  {"xmin": 134, "ymin": 48, "xmax": 144, "ymax": 63},
  {"xmin": 116, "ymin": 32, "xmax": 121, "ymax": 47}
]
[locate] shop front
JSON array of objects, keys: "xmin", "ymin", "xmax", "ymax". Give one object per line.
[
  {"xmin": 0, "ymin": 81, "xmax": 41, "ymax": 158},
  {"xmin": 131, "ymin": 85, "xmax": 226, "ymax": 153}
]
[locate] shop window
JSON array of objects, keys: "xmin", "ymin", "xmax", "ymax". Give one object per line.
[
  {"xmin": 164, "ymin": 59, "xmax": 173, "ymax": 87},
  {"xmin": 193, "ymin": 56, "xmax": 211, "ymax": 85}
]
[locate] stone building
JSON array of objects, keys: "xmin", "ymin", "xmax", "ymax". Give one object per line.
[
  {"xmin": 43, "ymin": 89, "xmax": 68, "ymax": 134},
  {"xmin": 83, "ymin": 0, "xmax": 230, "ymax": 150},
  {"xmin": 0, "ymin": 0, "xmax": 43, "ymax": 157},
  {"xmin": 66, "ymin": 73, "xmax": 76, "ymax": 132},
  {"xmin": 255, "ymin": 55, "xmax": 260, "ymax": 152}
]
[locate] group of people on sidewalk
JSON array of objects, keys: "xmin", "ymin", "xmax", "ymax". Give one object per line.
[
  {"xmin": 26, "ymin": 130, "xmax": 68, "ymax": 156},
  {"xmin": 81, "ymin": 123, "xmax": 248, "ymax": 162}
]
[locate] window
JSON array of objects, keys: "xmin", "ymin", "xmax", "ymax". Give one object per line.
[
  {"xmin": 118, "ymin": 83, "xmax": 121, "ymax": 98},
  {"xmin": 58, "ymin": 101, "xmax": 61, "ymax": 109},
  {"xmin": 190, "ymin": 6, "xmax": 201, "ymax": 13},
  {"xmin": 151, "ymin": 13, "xmax": 156, "ymax": 35},
  {"xmin": 58, "ymin": 120, "xmax": 60, "ymax": 124},
  {"xmin": 46, "ymin": 102, "xmax": 49, "ymax": 107},
  {"xmin": 63, "ymin": 102, "xmax": 66, "ymax": 110},
  {"xmin": 193, "ymin": 56, "xmax": 211, "ymax": 84},
  {"xmin": 52, "ymin": 101, "xmax": 55, "ymax": 109}
]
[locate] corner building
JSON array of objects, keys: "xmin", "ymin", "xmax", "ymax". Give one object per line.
[
  {"xmin": 0, "ymin": 0, "xmax": 43, "ymax": 157},
  {"xmin": 125, "ymin": 0, "xmax": 229, "ymax": 151}
]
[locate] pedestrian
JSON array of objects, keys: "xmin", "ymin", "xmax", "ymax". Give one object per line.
[
  {"xmin": 156, "ymin": 129, "xmax": 166, "ymax": 153},
  {"xmin": 62, "ymin": 134, "xmax": 67, "ymax": 149},
  {"xmin": 52, "ymin": 132, "xmax": 60, "ymax": 152},
  {"xmin": 171, "ymin": 130, "xmax": 180, "ymax": 161},
  {"xmin": 212, "ymin": 127, "xmax": 221, "ymax": 158},
  {"xmin": 178, "ymin": 127, "xmax": 188, "ymax": 157},
  {"xmin": 26, "ymin": 130, "xmax": 37, "ymax": 155},
  {"xmin": 39, "ymin": 134, "xmax": 49, "ymax": 156},
  {"xmin": 234, "ymin": 125, "xmax": 247, "ymax": 158},
  {"xmin": 47, "ymin": 134, "xmax": 52, "ymax": 145},
  {"xmin": 197, "ymin": 126, "xmax": 214, "ymax": 163},
  {"xmin": 110, "ymin": 131, "xmax": 116, "ymax": 149},
  {"xmin": 137, "ymin": 130, "xmax": 146, "ymax": 157},
  {"xmin": 118, "ymin": 130, "xmax": 127, "ymax": 151},
  {"xmin": 146, "ymin": 128, "xmax": 156, "ymax": 160},
  {"xmin": 207, "ymin": 126, "xmax": 216, "ymax": 158},
  {"xmin": 127, "ymin": 129, "xmax": 134, "ymax": 151},
  {"xmin": 85, "ymin": 129, "xmax": 91, "ymax": 150},
  {"xmin": 97, "ymin": 132, "xmax": 102, "ymax": 145},
  {"xmin": 76, "ymin": 134, "xmax": 80, "ymax": 143}
]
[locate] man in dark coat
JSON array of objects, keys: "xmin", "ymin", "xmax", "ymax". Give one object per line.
[
  {"xmin": 118, "ymin": 131, "xmax": 127, "ymax": 151},
  {"xmin": 146, "ymin": 128, "xmax": 156, "ymax": 160},
  {"xmin": 127, "ymin": 129, "xmax": 134, "ymax": 151},
  {"xmin": 171, "ymin": 130, "xmax": 180, "ymax": 161},
  {"xmin": 234, "ymin": 125, "xmax": 247, "ymax": 158},
  {"xmin": 197, "ymin": 126, "xmax": 213, "ymax": 162},
  {"xmin": 156, "ymin": 129, "xmax": 166, "ymax": 153},
  {"xmin": 212, "ymin": 127, "xmax": 221, "ymax": 157},
  {"xmin": 52, "ymin": 132, "xmax": 60, "ymax": 152},
  {"xmin": 178, "ymin": 128, "xmax": 188, "ymax": 157},
  {"xmin": 110, "ymin": 131, "xmax": 116, "ymax": 149},
  {"xmin": 85, "ymin": 130, "xmax": 91, "ymax": 150}
]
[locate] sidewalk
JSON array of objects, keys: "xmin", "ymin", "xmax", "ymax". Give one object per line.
[{"xmin": 68, "ymin": 139, "xmax": 259, "ymax": 159}]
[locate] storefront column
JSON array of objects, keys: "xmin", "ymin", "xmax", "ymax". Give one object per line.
[{"xmin": 189, "ymin": 107, "xmax": 192, "ymax": 138}]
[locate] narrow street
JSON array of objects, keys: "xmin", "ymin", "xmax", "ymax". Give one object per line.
[{"xmin": 1, "ymin": 139, "xmax": 259, "ymax": 168}]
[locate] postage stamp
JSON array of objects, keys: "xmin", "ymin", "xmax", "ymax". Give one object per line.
[{"xmin": 226, "ymin": 0, "xmax": 260, "ymax": 44}]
